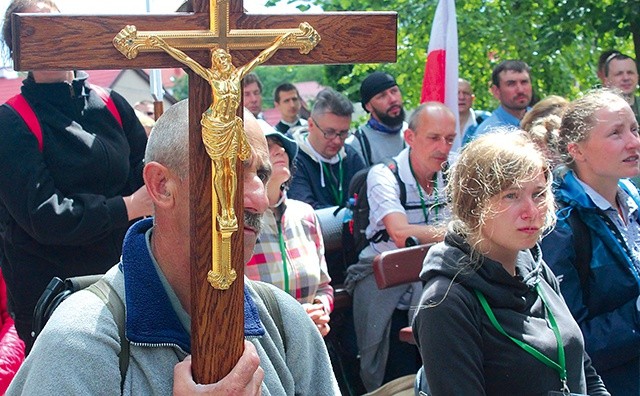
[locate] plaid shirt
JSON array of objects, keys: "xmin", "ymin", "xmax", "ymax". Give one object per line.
[{"xmin": 247, "ymin": 198, "xmax": 334, "ymax": 313}]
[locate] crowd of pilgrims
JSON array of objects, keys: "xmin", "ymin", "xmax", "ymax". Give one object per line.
[{"xmin": 0, "ymin": 0, "xmax": 639, "ymax": 395}]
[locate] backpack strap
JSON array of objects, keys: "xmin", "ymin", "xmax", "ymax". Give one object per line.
[
  {"xmin": 90, "ymin": 85, "xmax": 123, "ymax": 128},
  {"xmin": 5, "ymin": 94, "xmax": 43, "ymax": 152},
  {"xmin": 86, "ymin": 278, "xmax": 129, "ymax": 392},
  {"xmin": 368, "ymin": 158, "xmax": 406, "ymax": 245},
  {"xmin": 251, "ymin": 281, "xmax": 287, "ymax": 353},
  {"xmin": 560, "ymin": 204, "xmax": 592, "ymax": 294},
  {"xmin": 381, "ymin": 157, "xmax": 405, "ymax": 206},
  {"xmin": 355, "ymin": 127, "xmax": 372, "ymax": 167},
  {"xmin": 4, "ymin": 86, "xmax": 123, "ymax": 154}
]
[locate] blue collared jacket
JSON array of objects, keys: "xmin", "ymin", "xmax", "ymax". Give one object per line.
[
  {"xmin": 465, "ymin": 105, "xmax": 524, "ymax": 142},
  {"xmin": 541, "ymin": 170, "xmax": 640, "ymax": 395}
]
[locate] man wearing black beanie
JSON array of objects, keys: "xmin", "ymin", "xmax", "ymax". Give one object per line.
[{"xmin": 348, "ymin": 71, "xmax": 407, "ymax": 167}]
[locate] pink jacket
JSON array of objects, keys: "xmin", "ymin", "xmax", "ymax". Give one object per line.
[{"xmin": 0, "ymin": 270, "xmax": 24, "ymax": 393}]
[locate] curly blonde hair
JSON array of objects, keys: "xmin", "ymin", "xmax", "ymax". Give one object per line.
[{"xmin": 448, "ymin": 130, "xmax": 556, "ymax": 249}]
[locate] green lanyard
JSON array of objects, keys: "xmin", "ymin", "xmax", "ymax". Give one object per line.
[
  {"xmin": 474, "ymin": 284, "xmax": 570, "ymax": 394},
  {"xmin": 321, "ymin": 157, "xmax": 344, "ymax": 206},
  {"xmin": 408, "ymin": 151, "xmax": 438, "ymax": 222},
  {"xmin": 276, "ymin": 220, "xmax": 290, "ymax": 294}
]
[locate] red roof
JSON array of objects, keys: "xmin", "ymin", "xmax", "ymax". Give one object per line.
[
  {"xmin": 0, "ymin": 72, "xmax": 24, "ymax": 104},
  {"xmin": 85, "ymin": 69, "xmax": 123, "ymax": 89},
  {"xmin": 0, "ymin": 69, "xmax": 123, "ymax": 104},
  {"xmin": 295, "ymin": 81, "xmax": 325, "ymax": 102},
  {"xmin": 263, "ymin": 108, "xmax": 281, "ymax": 126}
]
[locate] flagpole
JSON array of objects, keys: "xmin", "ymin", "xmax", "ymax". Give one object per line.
[
  {"xmin": 150, "ymin": 69, "xmax": 164, "ymax": 119},
  {"xmin": 146, "ymin": 0, "xmax": 164, "ymax": 119}
]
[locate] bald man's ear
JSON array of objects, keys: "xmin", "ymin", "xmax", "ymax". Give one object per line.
[
  {"xmin": 404, "ymin": 128, "xmax": 415, "ymax": 146},
  {"xmin": 143, "ymin": 162, "xmax": 176, "ymax": 209}
]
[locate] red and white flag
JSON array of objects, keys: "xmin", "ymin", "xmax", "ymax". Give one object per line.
[{"xmin": 420, "ymin": 0, "xmax": 458, "ymax": 122}]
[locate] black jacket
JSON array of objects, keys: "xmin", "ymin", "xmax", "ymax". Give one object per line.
[
  {"xmin": 288, "ymin": 127, "xmax": 365, "ymax": 209},
  {"xmin": 0, "ymin": 72, "xmax": 147, "ymax": 341}
]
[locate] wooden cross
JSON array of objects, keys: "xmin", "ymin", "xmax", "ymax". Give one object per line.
[{"xmin": 12, "ymin": 0, "xmax": 396, "ymax": 384}]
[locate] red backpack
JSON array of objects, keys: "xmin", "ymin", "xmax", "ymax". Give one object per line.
[{"xmin": 4, "ymin": 85, "xmax": 122, "ymax": 152}]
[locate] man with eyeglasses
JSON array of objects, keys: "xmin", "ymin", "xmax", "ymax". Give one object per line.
[
  {"xmin": 348, "ymin": 71, "xmax": 407, "ymax": 167},
  {"xmin": 345, "ymin": 102, "xmax": 456, "ymax": 392},
  {"xmin": 288, "ymin": 87, "xmax": 365, "ymax": 209}
]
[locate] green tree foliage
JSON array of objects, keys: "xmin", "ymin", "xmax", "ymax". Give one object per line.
[
  {"xmin": 172, "ymin": 73, "xmax": 188, "ymax": 101},
  {"xmin": 265, "ymin": 0, "xmax": 636, "ymax": 111}
]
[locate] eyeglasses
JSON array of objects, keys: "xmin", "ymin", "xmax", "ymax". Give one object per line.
[{"xmin": 311, "ymin": 117, "xmax": 351, "ymax": 140}]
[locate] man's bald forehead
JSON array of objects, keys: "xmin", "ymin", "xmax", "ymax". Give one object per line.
[
  {"xmin": 408, "ymin": 102, "xmax": 455, "ymax": 131},
  {"xmin": 243, "ymin": 110, "xmax": 271, "ymax": 182},
  {"xmin": 425, "ymin": 102, "xmax": 454, "ymax": 116},
  {"xmin": 243, "ymin": 110, "xmax": 268, "ymax": 156}
]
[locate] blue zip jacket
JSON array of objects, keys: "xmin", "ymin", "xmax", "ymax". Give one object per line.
[{"xmin": 541, "ymin": 170, "xmax": 640, "ymax": 395}]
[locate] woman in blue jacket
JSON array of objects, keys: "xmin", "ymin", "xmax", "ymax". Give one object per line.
[{"xmin": 541, "ymin": 89, "xmax": 640, "ymax": 395}]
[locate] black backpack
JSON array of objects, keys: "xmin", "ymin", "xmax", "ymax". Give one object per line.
[
  {"xmin": 33, "ymin": 275, "xmax": 130, "ymax": 390},
  {"xmin": 342, "ymin": 158, "xmax": 406, "ymax": 265},
  {"xmin": 32, "ymin": 276, "xmax": 287, "ymax": 392},
  {"xmin": 353, "ymin": 127, "xmax": 373, "ymax": 167},
  {"xmin": 562, "ymin": 205, "xmax": 592, "ymax": 294}
]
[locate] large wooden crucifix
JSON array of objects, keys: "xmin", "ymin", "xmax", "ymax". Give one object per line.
[{"xmin": 12, "ymin": 0, "xmax": 396, "ymax": 384}]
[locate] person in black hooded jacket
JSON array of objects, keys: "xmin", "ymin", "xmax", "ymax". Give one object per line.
[
  {"xmin": 0, "ymin": 0, "xmax": 152, "ymax": 353},
  {"xmin": 412, "ymin": 131, "xmax": 609, "ymax": 396}
]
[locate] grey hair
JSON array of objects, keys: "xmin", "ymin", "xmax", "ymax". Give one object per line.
[
  {"xmin": 144, "ymin": 99, "xmax": 189, "ymax": 180},
  {"xmin": 311, "ymin": 88, "xmax": 354, "ymax": 118}
]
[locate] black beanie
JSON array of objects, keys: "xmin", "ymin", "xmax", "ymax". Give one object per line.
[{"xmin": 360, "ymin": 72, "xmax": 397, "ymax": 111}]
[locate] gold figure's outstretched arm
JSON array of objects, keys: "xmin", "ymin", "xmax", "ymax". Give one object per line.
[
  {"xmin": 146, "ymin": 36, "xmax": 210, "ymax": 81},
  {"xmin": 237, "ymin": 32, "xmax": 295, "ymax": 80}
]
